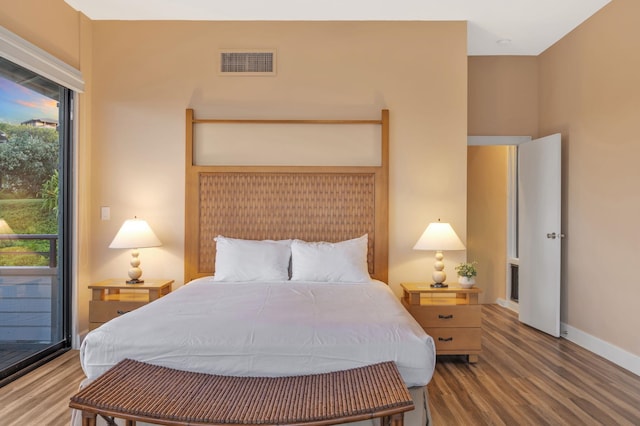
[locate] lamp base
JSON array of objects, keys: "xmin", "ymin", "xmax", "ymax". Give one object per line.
[
  {"xmin": 430, "ymin": 282, "xmax": 448, "ymax": 288},
  {"xmin": 126, "ymin": 279, "xmax": 144, "ymax": 284}
]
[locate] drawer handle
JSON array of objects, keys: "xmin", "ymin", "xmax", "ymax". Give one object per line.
[
  {"xmin": 438, "ymin": 314, "xmax": 454, "ymax": 320},
  {"xmin": 116, "ymin": 310, "xmax": 130, "ymax": 315},
  {"xmin": 438, "ymin": 337, "xmax": 453, "ymax": 342}
]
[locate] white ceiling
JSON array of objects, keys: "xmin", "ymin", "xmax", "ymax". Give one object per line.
[{"xmin": 63, "ymin": 0, "xmax": 611, "ymax": 55}]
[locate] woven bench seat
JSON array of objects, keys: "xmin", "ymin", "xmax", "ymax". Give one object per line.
[{"xmin": 70, "ymin": 359, "xmax": 414, "ymax": 426}]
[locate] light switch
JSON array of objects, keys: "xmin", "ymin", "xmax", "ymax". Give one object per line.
[{"xmin": 101, "ymin": 206, "xmax": 110, "ymax": 221}]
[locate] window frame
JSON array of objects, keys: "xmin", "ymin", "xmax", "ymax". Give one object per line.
[{"xmin": 0, "ymin": 24, "xmax": 82, "ymax": 385}]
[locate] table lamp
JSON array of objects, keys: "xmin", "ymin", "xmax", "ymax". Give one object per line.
[
  {"xmin": 0, "ymin": 219, "xmax": 15, "ymax": 248},
  {"xmin": 109, "ymin": 217, "xmax": 161, "ymax": 284},
  {"xmin": 413, "ymin": 219, "xmax": 465, "ymax": 288},
  {"xmin": 0, "ymin": 218, "xmax": 13, "ymax": 234}
]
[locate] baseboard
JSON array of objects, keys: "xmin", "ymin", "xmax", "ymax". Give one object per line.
[
  {"xmin": 561, "ymin": 322, "xmax": 640, "ymax": 377},
  {"xmin": 74, "ymin": 328, "xmax": 89, "ymax": 349},
  {"xmin": 496, "ymin": 298, "xmax": 519, "ymax": 313}
]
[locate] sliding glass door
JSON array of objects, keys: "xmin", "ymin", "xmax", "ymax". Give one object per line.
[{"xmin": 0, "ymin": 56, "xmax": 73, "ymax": 384}]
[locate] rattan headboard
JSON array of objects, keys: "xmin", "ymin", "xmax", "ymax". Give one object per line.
[{"xmin": 184, "ymin": 109, "xmax": 389, "ymax": 283}]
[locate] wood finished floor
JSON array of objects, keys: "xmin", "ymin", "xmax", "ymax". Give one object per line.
[
  {"xmin": 0, "ymin": 304, "xmax": 638, "ymax": 425},
  {"xmin": 428, "ymin": 305, "xmax": 640, "ymax": 425},
  {"xmin": 0, "ymin": 349, "xmax": 82, "ymax": 426}
]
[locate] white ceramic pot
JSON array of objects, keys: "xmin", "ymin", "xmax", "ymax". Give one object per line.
[{"xmin": 458, "ymin": 276, "xmax": 476, "ymax": 288}]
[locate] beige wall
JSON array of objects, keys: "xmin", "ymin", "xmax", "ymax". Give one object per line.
[
  {"xmin": 0, "ymin": 0, "xmax": 80, "ymax": 68},
  {"xmin": 86, "ymin": 20, "xmax": 468, "ymax": 333},
  {"xmin": 75, "ymin": 14, "xmax": 93, "ymax": 346},
  {"xmin": 468, "ymin": 56, "xmax": 539, "ymax": 138},
  {"xmin": 1, "ymin": 9, "xmax": 469, "ymax": 339},
  {"xmin": 538, "ymin": 0, "xmax": 640, "ymax": 356},
  {"xmin": 468, "ymin": 0, "xmax": 640, "ymax": 358},
  {"xmin": 467, "ymin": 146, "xmax": 509, "ymax": 304},
  {"xmin": 3, "ymin": 0, "xmax": 637, "ymax": 364},
  {"xmin": 467, "ymin": 56, "xmax": 539, "ymax": 303}
]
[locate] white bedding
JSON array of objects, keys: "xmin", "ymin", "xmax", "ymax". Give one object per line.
[{"xmin": 80, "ymin": 278, "xmax": 436, "ymax": 387}]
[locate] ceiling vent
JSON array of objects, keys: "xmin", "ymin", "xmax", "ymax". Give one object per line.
[{"xmin": 219, "ymin": 49, "xmax": 276, "ymax": 76}]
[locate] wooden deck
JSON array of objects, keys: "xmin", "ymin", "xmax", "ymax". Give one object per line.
[{"xmin": 0, "ymin": 343, "xmax": 51, "ymax": 372}]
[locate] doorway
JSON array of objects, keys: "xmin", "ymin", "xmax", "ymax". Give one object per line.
[
  {"xmin": 467, "ymin": 136, "xmax": 529, "ymax": 309},
  {"xmin": 467, "ymin": 135, "xmax": 563, "ymax": 337}
]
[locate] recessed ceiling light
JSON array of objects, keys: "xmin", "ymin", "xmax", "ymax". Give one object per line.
[{"xmin": 496, "ymin": 39, "xmax": 512, "ymax": 45}]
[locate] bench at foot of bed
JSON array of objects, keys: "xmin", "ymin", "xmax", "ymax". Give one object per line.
[{"xmin": 69, "ymin": 359, "xmax": 414, "ymax": 426}]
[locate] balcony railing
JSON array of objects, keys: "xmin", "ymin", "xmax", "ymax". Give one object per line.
[{"xmin": 0, "ymin": 234, "xmax": 57, "ymax": 268}]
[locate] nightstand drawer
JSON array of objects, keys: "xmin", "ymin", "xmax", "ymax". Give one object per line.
[
  {"xmin": 406, "ymin": 304, "xmax": 481, "ymax": 328},
  {"xmin": 401, "ymin": 283, "xmax": 482, "ymax": 363},
  {"xmin": 426, "ymin": 327, "xmax": 482, "ymax": 352},
  {"xmin": 89, "ymin": 300, "xmax": 146, "ymax": 323}
]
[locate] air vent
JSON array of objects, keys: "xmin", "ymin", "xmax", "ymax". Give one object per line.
[{"xmin": 219, "ymin": 49, "xmax": 276, "ymax": 76}]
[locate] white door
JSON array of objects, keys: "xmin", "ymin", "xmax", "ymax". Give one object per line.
[{"xmin": 518, "ymin": 134, "xmax": 562, "ymax": 337}]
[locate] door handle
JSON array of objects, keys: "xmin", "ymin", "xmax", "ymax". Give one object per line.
[{"xmin": 546, "ymin": 232, "xmax": 566, "ymax": 239}]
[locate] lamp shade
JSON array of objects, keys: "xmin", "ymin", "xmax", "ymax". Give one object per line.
[
  {"xmin": 109, "ymin": 218, "xmax": 161, "ymax": 249},
  {"xmin": 413, "ymin": 221, "xmax": 465, "ymax": 251},
  {"xmin": 0, "ymin": 219, "xmax": 14, "ymax": 235}
]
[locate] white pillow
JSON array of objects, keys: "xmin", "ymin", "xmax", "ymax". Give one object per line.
[
  {"xmin": 213, "ymin": 236, "xmax": 291, "ymax": 282},
  {"xmin": 290, "ymin": 235, "xmax": 370, "ymax": 283}
]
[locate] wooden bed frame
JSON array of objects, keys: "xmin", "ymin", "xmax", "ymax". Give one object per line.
[{"xmin": 184, "ymin": 109, "xmax": 389, "ymax": 284}]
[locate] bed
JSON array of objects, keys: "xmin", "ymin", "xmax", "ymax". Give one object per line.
[{"xmin": 76, "ymin": 109, "xmax": 436, "ymax": 426}]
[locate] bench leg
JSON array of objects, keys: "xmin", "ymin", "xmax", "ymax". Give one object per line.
[
  {"xmin": 81, "ymin": 412, "xmax": 135, "ymax": 426},
  {"xmin": 81, "ymin": 411, "xmax": 96, "ymax": 426},
  {"xmin": 381, "ymin": 413, "xmax": 404, "ymax": 426}
]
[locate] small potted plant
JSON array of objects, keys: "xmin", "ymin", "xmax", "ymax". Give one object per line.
[{"xmin": 455, "ymin": 261, "xmax": 478, "ymax": 288}]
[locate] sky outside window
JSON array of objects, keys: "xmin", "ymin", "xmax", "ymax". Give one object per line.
[{"xmin": 0, "ymin": 76, "xmax": 57, "ymax": 124}]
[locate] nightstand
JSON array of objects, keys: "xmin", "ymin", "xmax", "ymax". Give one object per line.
[
  {"xmin": 400, "ymin": 282, "xmax": 482, "ymax": 363},
  {"xmin": 88, "ymin": 278, "xmax": 173, "ymax": 330}
]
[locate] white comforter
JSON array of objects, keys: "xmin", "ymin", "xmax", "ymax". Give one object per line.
[{"xmin": 80, "ymin": 278, "xmax": 436, "ymax": 387}]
